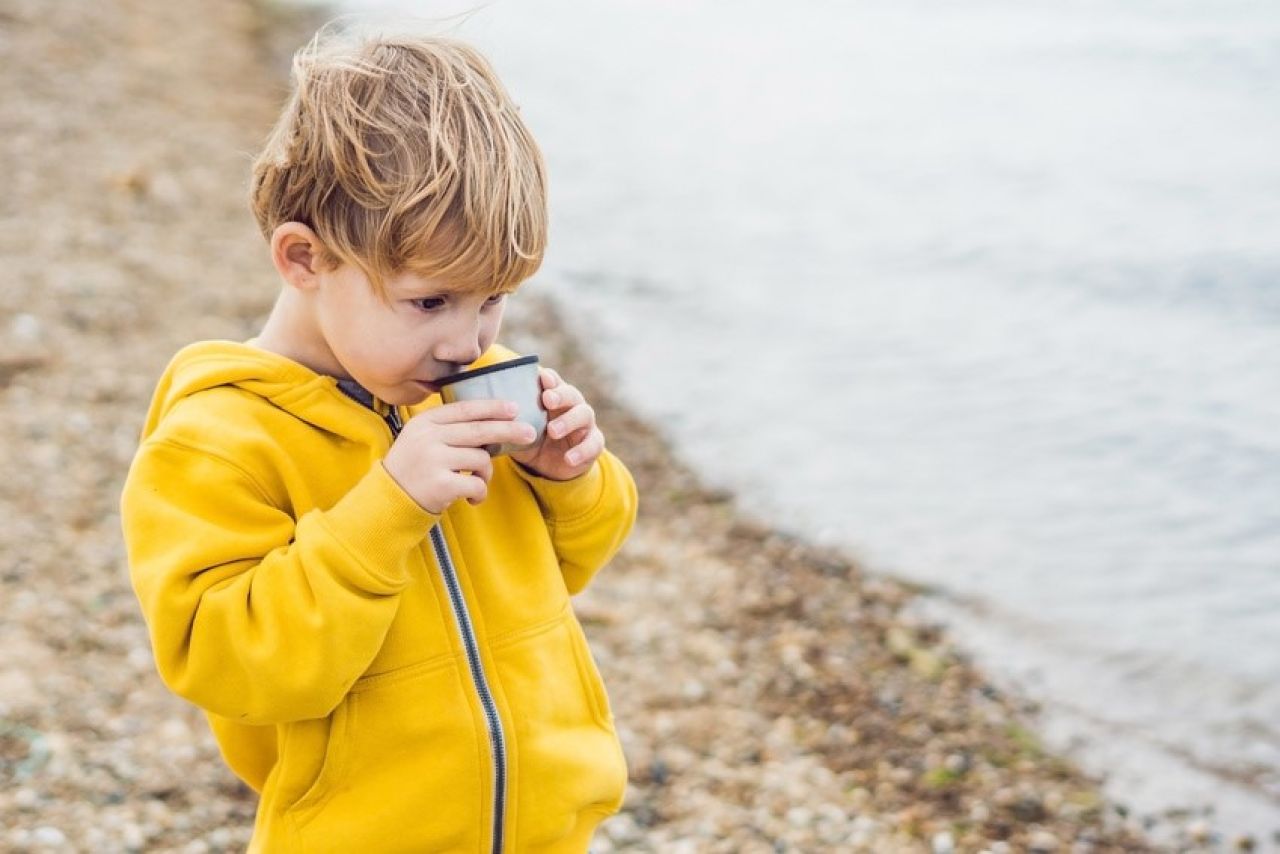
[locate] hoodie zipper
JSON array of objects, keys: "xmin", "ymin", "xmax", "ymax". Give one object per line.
[
  {"xmin": 379, "ymin": 401, "xmax": 508, "ymax": 854},
  {"xmin": 428, "ymin": 524, "xmax": 508, "ymax": 854}
]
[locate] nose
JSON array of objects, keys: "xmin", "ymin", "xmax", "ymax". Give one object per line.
[{"xmin": 432, "ymin": 311, "xmax": 484, "ymax": 367}]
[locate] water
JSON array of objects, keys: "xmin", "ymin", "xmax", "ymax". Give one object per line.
[{"xmin": 335, "ymin": 0, "xmax": 1280, "ymax": 837}]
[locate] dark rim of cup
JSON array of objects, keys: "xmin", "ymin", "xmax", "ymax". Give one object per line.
[{"xmin": 436, "ymin": 354, "xmax": 539, "ymax": 387}]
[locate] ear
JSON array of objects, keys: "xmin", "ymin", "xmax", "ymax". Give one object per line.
[{"xmin": 270, "ymin": 222, "xmax": 329, "ymax": 292}]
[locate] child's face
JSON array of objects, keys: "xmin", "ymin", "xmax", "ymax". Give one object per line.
[{"xmin": 314, "ymin": 263, "xmax": 509, "ymax": 406}]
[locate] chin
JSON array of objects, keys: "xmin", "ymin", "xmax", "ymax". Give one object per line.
[{"xmin": 393, "ymin": 382, "xmax": 438, "ymax": 406}]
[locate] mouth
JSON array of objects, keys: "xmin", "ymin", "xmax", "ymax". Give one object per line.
[{"xmin": 413, "ymin": 379, "xmax": 444, "ymax": 394}]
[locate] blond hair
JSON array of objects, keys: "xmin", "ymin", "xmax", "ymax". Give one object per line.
[{"xmin": 250, "ymin": 30, "xmax": 547, "ymax": 296}]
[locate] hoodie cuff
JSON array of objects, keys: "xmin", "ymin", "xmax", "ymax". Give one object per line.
[
  {"xmin": 509, "ymin": 457, "xmax": 608, "ymax": 526},
  {"xmin": 317, "ymin": 463, "xmax": 439, "ymax": 593}
]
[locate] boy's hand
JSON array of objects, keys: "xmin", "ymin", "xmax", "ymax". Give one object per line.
[
  {"xmin": 509, "ymin": 368, "xmax": 605, "ymax": 481},
  {"xmin": 383, "ymin": 399, "xmax": 536, "ymax": 514}
]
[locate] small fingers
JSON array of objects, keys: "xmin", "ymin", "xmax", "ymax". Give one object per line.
[
  {"xmin": 422, "ymin": 470, "xmax": 490, "ymax": 514},
  {"xmin": 431, "ymin": 398, "xmax": 518, "ymax": 424},
  {"xmin": 542, "ymin": 379, "xmax": 583, "ymax": 412},
  {"xmin": 546, "ymin": 402, "xmax": 595, "ymax": 440},
  {"xmin": 443, "ymin": 418, "xmax": 536, "ymax": 449},
  {"xmin": 562, "ymin": 425, "xmax": 593, "ymax": 446},
  {"xmin": 451, "ymin": 447, "xmax": 493, "ymax": 483},
  {"xmin": 453, "ymin": 472, "xmax": 489, "ymax": 506},
  {"xmin": 564, "ymin": 427, "xmax": 605, "ymax": 468}
]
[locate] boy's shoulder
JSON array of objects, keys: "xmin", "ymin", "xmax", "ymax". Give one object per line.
[
  {"xmin": 124, "ymin": 381, "xmax": 296, "ymax": 513},
  {"xmin": 147, "ymin": 383, "xmax": 281, "ymax": 452},
  {"xmin": 140, "ymin": 384, "xmax": 302, "ymax": 502},
  {"xmin": 137, "ymin": 339, "xmax": 327, "ymax": 481},
  {"xmin": 143, "ymin": 339, "xmax": 330, "ymax": 445}
]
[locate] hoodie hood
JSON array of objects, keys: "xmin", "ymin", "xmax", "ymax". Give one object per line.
[{"xmin": 140, "ymin": 340, "xmax": 373, "ymax": 443}]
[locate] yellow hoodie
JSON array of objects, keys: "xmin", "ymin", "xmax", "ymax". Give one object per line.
[{"xmin": 120, "ymin": 341, "xmax": 636, "ymax": 853}]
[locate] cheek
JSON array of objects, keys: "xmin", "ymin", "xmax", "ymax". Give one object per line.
[
  {"xmin": 479, "ymin": 308, "xmax": 505, "ymax": 350},
  {"xmin": 322, "ymin": 302, "xmax": 413, "ymax": 376}
]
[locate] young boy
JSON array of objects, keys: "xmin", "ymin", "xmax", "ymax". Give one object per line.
[{"xmin": 120, "ymin": 33, "xmax": 637, "ymax": 853}]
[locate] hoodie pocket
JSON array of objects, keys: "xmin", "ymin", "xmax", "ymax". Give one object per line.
[
  {"xmin": 276, "ymin": 700, "xmax": 350, "ymax": 818},
  {"xmin": 494, "ymin": 612, "xmax": 627, "ymax": 846},
  {"xmin": 286, "ymin": 654, "xmax": 483, "ymax": 852},
  {"xmin": 566, "ymin": 615, "xmax": 615, "ymax": 728}
]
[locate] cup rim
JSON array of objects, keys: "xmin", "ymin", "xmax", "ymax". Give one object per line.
[{"xmin": 435, "ymin": 354, "xmax": 539, "ymax": 388}]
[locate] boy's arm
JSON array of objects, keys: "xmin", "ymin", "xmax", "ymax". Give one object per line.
[
  {"xmin": 121, "ymin": 438, "xmax": 436, "ymax": 725},
  {"xmin": 508, "ymin": 449, "xmax": 638, "ymax": 594}
]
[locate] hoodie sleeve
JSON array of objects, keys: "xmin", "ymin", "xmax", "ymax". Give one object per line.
[
  {"xmin": 121, "ymin": 437, "xmax": 437, "ymax": 725},
  {"xmin": 508, "ymin": 449, "xmax": 639, "ymax": 594}
]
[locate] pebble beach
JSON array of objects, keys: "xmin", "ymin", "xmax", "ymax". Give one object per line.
[{"xmin": 0, "ymin": 0, "xmax": 1230, "ymax": 850}]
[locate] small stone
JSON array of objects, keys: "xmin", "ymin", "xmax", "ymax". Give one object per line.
[
  {"xmin": 206, "ymin": 827, "xmax": 233, "ymax": 849},
  {"xmin": 66, "ymin": 410, "xmax": 93, "ymax": 432},
  {"xmin": 786, "ymin": 806, "xmax": 813, "ymax": 827},
  {"xmin": 1062, "ymin": 789, "xmax": 1102, "ymax": 816},
  {"xmin": 13, "ymin": 787, "xmax": 38, "ymax": 808},
  {"xmin": 9, "ymin": 313, "xmax": 41, "ymax": 341},
  {"xmin": 602, "ymin": 814, "xmax": 641, "ymax": 843},
  {"xmin": 680, "ymin": 679, "xmax": 706, "ymax": 701},
  {"xmin": 32, "ymin": 826, "xmax": 67, "ymax": 846},
  {"xmin": 160, "ymin": 716, "xmax": 190, "ymax": 743},
  {"xmin": 1233, "ymin": 835, "xmax": 1256, "ymax": 852},
  {"xmin": 815, "ymin": 803, "xmax": 845, "ymax": 824},
  {"xmin": 849, "ymin": 818, "xmax": 877, "ymax": 847},
  {"xmin": 121, "ymin": 822, "xmax": 145, "ymax": 849},
  {"xmin": 886, "ymin": 626, "xmax": 914, "ymax": 657},
  {"xmin": 932, "ymin": 830, "xmax": 955, "ymax": 853},
  {"xmin": 909, "ymin": 648, "xmax": 946, "ymax": 680},
  {"xmin": 1028, "ymin": 829, "xmax": 1058, "ymax": 852},
  {"xmin": 1012, "ymin": 795, "xmax": 1047, "ymax": 823},
  {"xmin": 1187, "ymin": 820, "xmax": 1211, "ymax": 844},
  {"xmin": 128, "ymin": 645, "xmax": 154, "ymax": 671}
]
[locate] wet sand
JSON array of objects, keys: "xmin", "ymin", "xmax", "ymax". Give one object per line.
[{"xmin": 0, "ymin": 0, "xmax": 1177, "ymax": 849}]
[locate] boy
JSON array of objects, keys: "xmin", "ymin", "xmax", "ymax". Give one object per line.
[{"xmin": 120, "ymin": 32, "xmax": 637, "ymax": 853}]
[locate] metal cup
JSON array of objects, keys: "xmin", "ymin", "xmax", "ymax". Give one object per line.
[{"xmin": 437, "ymin": 354, "xmax": 547, "ymax": 457}]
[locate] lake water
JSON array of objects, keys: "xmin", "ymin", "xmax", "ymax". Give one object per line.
[{"xmin": 335, "ymin": 0, "xmax": 1280, "ymax": 839}]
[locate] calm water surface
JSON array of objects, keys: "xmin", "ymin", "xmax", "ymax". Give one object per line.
[{"xmin": 342, "ymin": 0, "xmax": 1280, "ymax": 836}]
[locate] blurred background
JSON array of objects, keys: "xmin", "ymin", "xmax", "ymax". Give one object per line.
[{"xmin": 337, "ymin": 0, "xmax": 1280, "ymax": 837}]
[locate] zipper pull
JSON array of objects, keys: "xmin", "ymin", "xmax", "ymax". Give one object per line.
[{"xmin": 385, "ymin": 405, "xmax": 403, "ymax": 437}]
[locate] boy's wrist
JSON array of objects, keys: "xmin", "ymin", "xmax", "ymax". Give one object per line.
[
  {"xmin": 509, "ymin": 456, "xmax": 608, "ymax": 524},
  {"xmin": 512, "ymin": 458, "xmax": 587, "ymax": 483},
  {"xmin": 314, "ymin": 463, "xmax": 439, "ymax": 594}
]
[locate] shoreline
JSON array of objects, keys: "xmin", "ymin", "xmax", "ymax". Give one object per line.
[
  {"xmin": 0, "ymin": 0, "xmax": 1202, "ymax": 849},
  {"xmin": 503, "ymin": 297, "xmax": 1158, "ymax": 852}
]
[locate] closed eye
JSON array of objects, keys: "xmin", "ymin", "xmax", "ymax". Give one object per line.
[
  {"xmin": 410, "ymin": 293, "xmax": 506, "ymax": 313},
  {"xmin": 411, "ymin": 297, "xmax": 447, "ymax": 312}
]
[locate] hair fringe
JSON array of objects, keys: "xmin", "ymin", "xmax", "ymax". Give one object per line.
[{"xmin": 249, "ymin": 21, "xmax": 546, "ymax": 296}]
